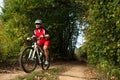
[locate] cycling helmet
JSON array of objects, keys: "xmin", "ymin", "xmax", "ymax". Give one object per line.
[{"xmin": 35, "ymin": 19, "xmax": 42, "ymax": 24}]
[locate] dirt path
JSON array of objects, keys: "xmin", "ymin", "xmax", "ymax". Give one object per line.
[
  {"xmin": 0, "ymin": 67, "xmax": 44, "ymax": 80},
  {"xmin": 58, "ymin": 61, "xmax": 97, "ymax": 80},
  {"xmin": 59, "ymin": 63, "xmax": 87, "ymax": 80},
  {"xmin": 0, "ymin": 70, "xmax": 27, "ymax": 80},
  {"xmin": 0, "ymin": 61, "xmax": 96, "ymax": 80}
]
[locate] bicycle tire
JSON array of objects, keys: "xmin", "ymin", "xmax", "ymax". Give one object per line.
[
  {"xmin": 41, "ymin": 54, "xmax": 50, "ymax": 70},
  {"xmin": 19, "ymin": 46, "xmax": 37, "ymax": 73}
]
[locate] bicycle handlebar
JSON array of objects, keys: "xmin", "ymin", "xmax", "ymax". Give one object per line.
[{"xmin": 27, "ymin": 36, "xmax": 45, "ymax": 42}]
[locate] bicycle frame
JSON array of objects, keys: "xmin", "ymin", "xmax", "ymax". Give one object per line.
[{"xmin": 28, "ymin": 41, "xmax": 40, "ymax": 60}]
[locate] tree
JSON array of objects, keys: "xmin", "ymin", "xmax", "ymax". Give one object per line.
[
  {"xmin": 81, "ymin": 0, "xmax": 120, "ymax": 79},
  {"xmin": 0, "ymin": 0, "xmax": 86, "ymax": 62}
]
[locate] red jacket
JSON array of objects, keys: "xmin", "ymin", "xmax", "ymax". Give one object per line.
[{"xmin": 34, "ymin": 27, "xmax": 49, "ymax": 38}]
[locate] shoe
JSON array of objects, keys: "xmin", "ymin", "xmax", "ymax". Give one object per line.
[
  {"xmin": 44, "ymin": 60, "xmax": 49, "ymax": 65},
  {"xmin": 39, "ymin": 60, "xmax": 42, "ymax": 64}
]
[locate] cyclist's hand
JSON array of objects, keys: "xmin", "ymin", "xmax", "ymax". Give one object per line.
[
  {"xmin": 31, "ymin": 35, "xmax": 36, "ymax": 39},
  {"xmin": 39, "ymin": 35, "xmax": 44, "ymax": 39},
  {"xmin": 27, "ymin": 37, "xmax": 32, "ymax": 41},
  {"xmin": 44, "ymin": 34, "xmax": 50, "ymax": 39}
]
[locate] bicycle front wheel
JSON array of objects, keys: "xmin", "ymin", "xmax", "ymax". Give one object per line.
[{"xmin": 19, "ymin": 46, "xmax": 37, "ymax": 73}]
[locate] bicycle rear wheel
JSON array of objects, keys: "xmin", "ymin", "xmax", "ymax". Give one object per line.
[
  {"xmin": 19, "ymin": 46, "xmax": 37, "ymax": 73},
  {"xmin": 41, "ymin": 54, "xmax": 50, "ymax": 70}
]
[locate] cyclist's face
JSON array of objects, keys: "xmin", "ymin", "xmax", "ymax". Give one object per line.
[{"xmin": 35, "ymin": 23, "xmax": 41, "ymax": 29}]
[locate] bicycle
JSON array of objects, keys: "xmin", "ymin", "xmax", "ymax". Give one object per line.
[{"xmin": 19, "ymin": 37, "xmax": 50, "ymax": 73}]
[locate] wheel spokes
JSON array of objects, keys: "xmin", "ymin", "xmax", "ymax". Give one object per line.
[{"xmin": 20, "ymin": 47, "xmax": 37, "ymax": 73}]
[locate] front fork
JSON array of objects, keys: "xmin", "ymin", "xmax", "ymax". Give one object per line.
[
  {"xmin": 28, "ymin": 43, "xmax": 38, "ymax": 60},
  {"xmin": 28, "ymin": 43, "xmax": 43, "ymax": 64}
]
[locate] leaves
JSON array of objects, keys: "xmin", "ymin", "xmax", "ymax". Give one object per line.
[
  {"xmin": 77, "ymin": 0, "xmax": 120, "ymax": 79},
  {"xmin": 0, "ymin": 0, "xmax": 86, "ymax": 62}
]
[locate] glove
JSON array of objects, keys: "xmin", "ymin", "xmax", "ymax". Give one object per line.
[
  {"xmin": 27, "ymin": 37, "xmax": 31, "ymax": 41},
  {"xmin": 39, "ymin": 35, "xmax": 44, "ymax": 39}
]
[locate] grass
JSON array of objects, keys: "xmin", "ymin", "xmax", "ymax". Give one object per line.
[{"xmin": 17, "ymin": 68, "xmax": 60, "ymax": 80}]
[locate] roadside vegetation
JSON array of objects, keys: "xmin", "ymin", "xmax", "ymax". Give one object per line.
[{"xmin": 0, "ymin": 0, "xmax": 120, "ymax": 80}]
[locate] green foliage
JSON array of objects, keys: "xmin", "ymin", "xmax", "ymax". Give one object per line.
[
  {"xmin": 0, "ymin": 0, "xmax": 34, "ymax": 62},
  {"xmin": 79, "ymin": 0, "xmax": 120, "ymax": 79},
  {"xmin": 0, "ymin": 0, "xmax": 86, "ymax": 62},
  {"xmin": 75, "ymin": 45, "xmax": 87, "ymax": 62}
]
